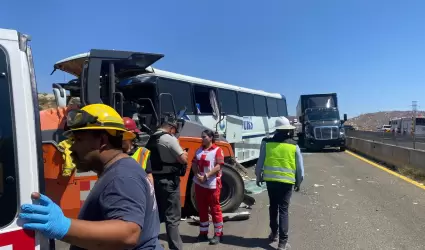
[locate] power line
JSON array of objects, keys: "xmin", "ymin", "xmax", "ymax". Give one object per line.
[{"xmin": 411, "ymin": 101, "xmax": 418, "ymax": 149}]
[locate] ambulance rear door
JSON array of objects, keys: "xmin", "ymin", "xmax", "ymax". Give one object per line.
[{"xmin": 0, "ymin": 28, "xmax": 49, "ymax": 249}]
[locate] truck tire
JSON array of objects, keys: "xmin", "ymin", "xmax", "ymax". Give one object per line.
[
  {"xmin": 189, "ymin": 165, "xmax": 245, "ymax": 213},
  {"xmin": 340, "ymin": 146, "xmax": 346, "ymax": 152}
]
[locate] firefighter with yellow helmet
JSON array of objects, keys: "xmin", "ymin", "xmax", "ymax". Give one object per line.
[
  {"xmin": 123, "ymin": 117, "xmax": 154, "ymax": 185},
  {"xmin": 19, "ymin": 104, "xmax": 163, "ymax": 250}
]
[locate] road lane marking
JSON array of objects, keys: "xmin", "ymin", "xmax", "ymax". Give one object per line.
[{"xmin": 345, "ymin": 150, "xmax": 425, "ymax": 191}]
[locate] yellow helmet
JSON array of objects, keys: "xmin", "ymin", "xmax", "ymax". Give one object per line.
[{"xmin": 63, "ymin": 103, "xmax": 135, "ymax": 141}]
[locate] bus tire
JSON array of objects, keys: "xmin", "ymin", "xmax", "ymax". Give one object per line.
[{"xmin": 189, "ymin": 165, "xmax": 245, "ymax": 213}]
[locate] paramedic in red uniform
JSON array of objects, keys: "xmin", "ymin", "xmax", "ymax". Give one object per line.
[{"xmin": 191, "ymin": 129, "xmax": 224, "ymax": 245}]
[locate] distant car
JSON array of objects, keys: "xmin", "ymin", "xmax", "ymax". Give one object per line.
[
  {"xmin": 344, "ymin": 125, "xmax": 355, "ymax": 131},
  {"xmin": 377, "ymin": 125, "xmax": 392, "ymax": 132}
]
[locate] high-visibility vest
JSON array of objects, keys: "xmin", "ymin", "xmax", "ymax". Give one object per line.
[
  {"xmin": 131, "ymin": 147, "xmax": 150, "ymax": 170},
  {"xmin": 263, "ymin": 142, "xmax": 296, "ymax": 184}
]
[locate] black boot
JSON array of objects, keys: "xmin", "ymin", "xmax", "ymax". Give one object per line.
[
  {"xmin": 209, "ymin": 235, "xmax": 222, "ymax": 245},
  {"xmin": 277, "ymin": 242, "xmax": 290, "ymax": 250},
  {"xmin": 197, "ymin": 234, "xmax": 209, "ymax": 242},
  {"xmin": 268, "ymin": 232, "xmax": 278, "ymax": 242}
]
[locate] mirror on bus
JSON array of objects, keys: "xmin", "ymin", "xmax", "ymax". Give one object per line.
[
  {"xmin": 209, "ymin": 89, "xmax": 220, "ymax": 120},
  {"xmin": 112, "ymin": 92, "xmax": 124, "ymax": 116},
  {"xmin": 52, "ymin": 83, "xmax": 67, "ymax": 108},
  {"xmin": 158, "ymin": 93, "xmax": 177, "ymax": 118},
  {"xmin": 80, "ymin": 60, "xmax": 89, "ymax": 106},
  {"xmin": 343, "ymin": 113, "xmax": 348, "ymax": 121}
]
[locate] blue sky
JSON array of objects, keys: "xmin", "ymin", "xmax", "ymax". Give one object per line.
[{"xmin": 2, "ymin": 0, "xmax": 425, "ymax": 117}]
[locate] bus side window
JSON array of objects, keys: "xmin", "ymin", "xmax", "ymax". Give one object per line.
[
  {"xmin": 0, "ymin": 46, "xmax": 18, "ymax": 228},
  {"xmin": 277, "ymin": 98, "xmax": 288, "ymax": 117},
  {"xmin": 218, "ymin": 88, "xmax": 238, "ymax": 116},
  {"xmin": 194, "ymin": 85, "xmax": 215, "ymax": 114},
  {"xmin": 266, "ymin": 97, "xmax": 279, "ymax": 117},
  {"xmin": 253, "ymin": 95, "xmax": 267, "ymax": 116},
  {"xmin": 157, "ymin": 78, "xmax": 193, "ymax": 115},
  {"xmin": 238, "ymin": 92, "xmax": 254, "ymax": 116}
]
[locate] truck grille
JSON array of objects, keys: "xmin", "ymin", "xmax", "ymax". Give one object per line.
[{"xmin": 314, "ymin": 126, "xmax": 339, "ymax": 140}]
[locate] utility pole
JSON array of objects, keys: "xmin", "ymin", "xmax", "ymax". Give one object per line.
[{"xmin": 412, "ymin": 101, "xmax": 418, "ymax": 149}]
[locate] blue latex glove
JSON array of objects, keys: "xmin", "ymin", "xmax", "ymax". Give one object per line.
[{"xmin": 19, "ymin": 193, "xmax": 71, "ymax": 240}]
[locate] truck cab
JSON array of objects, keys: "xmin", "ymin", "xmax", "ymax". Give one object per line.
[{"xmin": 297, "ymin": 93, "xmax": 347, "ymax": 151}]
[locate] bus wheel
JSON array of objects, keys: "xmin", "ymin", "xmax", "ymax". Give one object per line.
[{"xmin": 189, "ymin": 165, "xmax": 245, "ymax": 213}]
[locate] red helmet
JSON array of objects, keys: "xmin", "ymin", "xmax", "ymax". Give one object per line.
[{"xmin": 123, "ymin": 117, "xmax": 141, "ymax": 133}]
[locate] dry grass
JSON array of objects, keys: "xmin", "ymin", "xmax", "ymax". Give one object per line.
[
  {"xmin": 397, "ymin": 165, "xmax": 425, "ymax": 183},
  {"xmin": 38, "ymin": 93, "xmax": 80, "ymax": 110}
]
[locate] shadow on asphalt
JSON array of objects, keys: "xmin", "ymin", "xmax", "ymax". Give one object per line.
[
  {"xmin": 186, "ymin": 221, "xmax": 198, "ymax": 226},
  {"xmin": 159, "ymin": 233, "xmax": 276, "ymax": 249},
  {"xmin": 301, "ymin": 148, "xmax": 341, "ymax": 153}
]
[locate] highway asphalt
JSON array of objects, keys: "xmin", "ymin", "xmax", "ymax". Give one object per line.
[
  {"xmin": 158, "ymin": 150, "xmax": 425, "ymax": 250},
  {"xmin": 55, "ymin": 150, "xmax": 425, "ymax": 249}
]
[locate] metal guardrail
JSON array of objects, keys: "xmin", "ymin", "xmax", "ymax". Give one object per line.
[{"xmin": 346, "ymin": 130, "xmax": 425, "ymax": 150}]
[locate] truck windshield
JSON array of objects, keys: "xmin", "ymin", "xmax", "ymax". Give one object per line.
[{"xmin": 306, "ymin": 109, "xmax": 340, "ymax": 121}]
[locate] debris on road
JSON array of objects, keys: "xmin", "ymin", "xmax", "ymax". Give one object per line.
[
  {"xmin": 244, "ymin": 180, "xmax": 267, "ymax": 195},
  {"xmin": 190, "ymin": 211, "xmax": 251, "ymax": 223}
]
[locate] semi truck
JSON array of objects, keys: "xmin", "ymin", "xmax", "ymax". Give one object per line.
[{"xmin": 296, "ymin": 93, "xmax": 347, "ymax": 151}]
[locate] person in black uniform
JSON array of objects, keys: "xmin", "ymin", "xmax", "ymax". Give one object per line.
[{"xmin": 145, "ymin": 115, "xmax": 188, "ymax": 250}]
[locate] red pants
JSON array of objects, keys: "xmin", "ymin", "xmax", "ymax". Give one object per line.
[{"xmin": 195, "ymin": 182, "xmax": 223, "ymax": 236}]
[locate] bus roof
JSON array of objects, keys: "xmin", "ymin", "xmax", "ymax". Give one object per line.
[
  {"xmin": 0, "ymin": 28, "xmax": 19, "ymax": 41},
  {"xmin": 145, "ymin": 68, "xmax": 282, "ymax": 98},
  {"xmin": 54, "ymin": 52, "xmax": 283, "ymax": 99}
]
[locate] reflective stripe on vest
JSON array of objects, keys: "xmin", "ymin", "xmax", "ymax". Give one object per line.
[
  {"xmin": 131, "ymin": 147, "xmax": 150, "ymax": 170},
  {"xmin": 263, "ymin": 142, "xmax": 296, "ymax": 184}
]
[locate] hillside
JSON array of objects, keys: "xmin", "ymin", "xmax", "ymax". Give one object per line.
[
  {"xmin": 346, "ymin": 111, "xmax": 425, "ymax": 131},
  {"xmin": 38, "ymin": 93, "xmax": 56, "ymax": 110},
  {"xmin": 38, "ymin": 93, "xmax": 79, "ymax": 110}
]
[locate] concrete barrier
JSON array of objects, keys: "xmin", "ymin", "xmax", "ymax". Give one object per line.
[{"xmin": 346, "ymin": 137, "xmax": 425, "ymax": 174}]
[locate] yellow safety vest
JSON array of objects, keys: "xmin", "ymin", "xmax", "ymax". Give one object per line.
[
  {"xmin": 131, "ymin": 147, "xmax": 150, "ymax": 170},
  {"xmin": 263, "ymin": 142, "xmax": 297, "ymax": 184}
]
